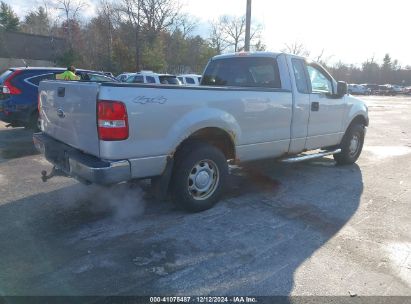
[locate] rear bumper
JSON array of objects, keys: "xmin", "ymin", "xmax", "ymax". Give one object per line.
[{"xmin": 33, "ymin": 133, "xmax": 131, "ymax": 185}]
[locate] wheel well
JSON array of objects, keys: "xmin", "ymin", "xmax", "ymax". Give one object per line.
[
  {"xmin": 348, "ymin": 115, "xmax": 368, "ymax": 129},
  {"xmin": 176, "ymin": 127, "xmax": 236, "ymax": 160}
]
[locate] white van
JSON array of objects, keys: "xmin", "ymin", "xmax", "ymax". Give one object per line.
[{"xmin": 126, "ymin": 71, "xmax": 181, "ymax": 85}]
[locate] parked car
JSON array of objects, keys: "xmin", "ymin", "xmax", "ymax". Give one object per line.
[
  {"xmin": 375, "ymin": 85, "xmax": 396, "ymax": 96},
  {"xmin": 116, "ymin": 73, "xmax": 134, "ymax": 82},
  {"xmin": 0, "ymin": 67, "xmax": 117, "ymax": 129},
  {"xmin": 126, "ymin": 71, "xmax": 181, "ymax": 85},
  {"xmin": 35, "ymin": 52, "xmax": 368, "ymax": 212},
  {"xmin": 361, "ymin": 84, "xmax": 380, "ymax": 95},
  {"xmin": 178, "ymin": 74, "xmax": 202, "ymax": 86},
  {"xmin": 348, "ymin": 84, "xmax": 370, "ymax": 95},
  {"xmin": 390, "ymin": 84, "xmax": 403, "ymax": 94},
  {"xmin": 404, "ymin": 86, "xmax": 411, "ymax": 95}
]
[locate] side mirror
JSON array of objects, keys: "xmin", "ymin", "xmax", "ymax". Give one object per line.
[{"xmin": 337, "ymin": 81, "xmax": 348, "ymax": 97}]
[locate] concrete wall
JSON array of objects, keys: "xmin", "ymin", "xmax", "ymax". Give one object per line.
[
  {"xmin": 0, "ymin": 31, "xmax": 65, "ymax": 62},
  {"xmin": 0, "ymin": 58, "xmax": 56, "ymax": 73}
]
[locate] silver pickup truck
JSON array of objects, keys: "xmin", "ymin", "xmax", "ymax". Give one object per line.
[{"xmin": 34, "ymin": 52, "xmax": 368, "ymax": 212}]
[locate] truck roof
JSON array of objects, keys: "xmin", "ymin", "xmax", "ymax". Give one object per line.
[
  {"xmin": 211, "ymin": 51, "xmax": 310, "ymax": 61},
  {"xmin": 212, "ymin": 51, "xmax": 282, "ymax": 60}
]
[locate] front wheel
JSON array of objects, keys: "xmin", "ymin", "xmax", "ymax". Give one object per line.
[
  {"xmin": 171, "ymin": 142, "xmax": 228, "ymax": 212},
  {"xmin": 334, "ymin": 124, "xmax": 365, "ymax": 165}
]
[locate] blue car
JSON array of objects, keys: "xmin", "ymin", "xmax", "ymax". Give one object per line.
[{"xmin": 0, "ymin": 67, "xmax": 117, "ymax": 129}]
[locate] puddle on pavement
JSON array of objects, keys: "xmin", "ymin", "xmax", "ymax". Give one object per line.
[
  {"xmin": 363, "ymin": 146, "xmax": 411, "ymax": 159},
  {"xmin": 226, "ymin": 165, "xmax": 280, "ymax": 198}
]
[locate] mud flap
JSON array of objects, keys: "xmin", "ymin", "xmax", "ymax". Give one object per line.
[{"xmin": 151, "ymin": 157, "xmax": 174, "ymax": 201}]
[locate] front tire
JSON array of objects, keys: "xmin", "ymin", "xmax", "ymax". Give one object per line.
[
  {"xmin": 334, "ymin": 124, "xmax": 365, "ymax": 165},
  {"xmin": 171, "ymin": 142, "xmax": 228, "ymax": 212}
]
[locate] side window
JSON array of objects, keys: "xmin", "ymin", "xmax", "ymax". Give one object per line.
[
  {"xmin": 291, "ymin": 59, "xmax": 309, "ymax": 94},
  {"xmin": 186, "ymin": 77, "xmax": 195, "ymax": 84},
  {"xmin": 146, "ymin": 76, "xmax": 156, "ymax": 84},
  {"xmin": 126, "ymin": 75, "xmax": 144, "ymax": 83},
  {"xmin": 202, "ymin": 57, "xmax": 282, "ymax": 88},
  {"xmin": 307, "ymin": 65, "xmax": 333, "ymax": 94},
  {"xmin": 177, "ymin": 77, "xmax": 184, "ymax": 83},
  {"xmin": 27, "ymin": 73, "xmax": 56, "ymax": 86}
]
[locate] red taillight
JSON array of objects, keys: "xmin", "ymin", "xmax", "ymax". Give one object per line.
[
  {"xmin": 97, "ymin": 100, "xmax": 129, "ymax": 141},
  {"xmin": 3, "ymin": 70, "xmax": 22, "ymax": 95}
]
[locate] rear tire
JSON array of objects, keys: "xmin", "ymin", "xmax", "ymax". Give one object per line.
[
  {"xmin": 334, "ymin": 124, "xmax": 365, "ymax": 165},
  {"xmin": 171, "ymin": 142, "xmax": 228, "ymax": 212}
]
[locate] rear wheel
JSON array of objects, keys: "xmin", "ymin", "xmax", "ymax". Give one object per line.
[
  {"xmin": 334, "ymin": 124, "xmax": 365, "ymax": 165},
  {"xmin": 171, "ymin": 142, "xmax": 228, "ymax": 212}
]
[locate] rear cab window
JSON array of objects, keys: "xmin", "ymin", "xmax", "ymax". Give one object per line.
[{"xmin": 202, "ymin": 57, "xmax": 282, "ymax": 89}]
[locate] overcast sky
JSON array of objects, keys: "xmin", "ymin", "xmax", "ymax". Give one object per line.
[{"xmin": 8, "ymin": 0, "xmax": 411, "ymax": 66}]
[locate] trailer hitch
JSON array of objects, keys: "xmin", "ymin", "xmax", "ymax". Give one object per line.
[{"xmin": 41, "ymin": 166, "xmax": 67, "ymax": 182}]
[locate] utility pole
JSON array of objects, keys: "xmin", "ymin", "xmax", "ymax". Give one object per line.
[{"xmin": 244, "ymin": 0, "xmax": 252, "ymax": 51}]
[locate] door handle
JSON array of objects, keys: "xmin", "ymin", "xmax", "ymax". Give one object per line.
[{"xmin": 311, "ymin": 102, "xmax": 319, "ymax": 111}]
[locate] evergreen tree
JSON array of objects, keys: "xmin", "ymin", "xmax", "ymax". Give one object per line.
[
  {"xmin": 0, "ymin": 1, "xmax": 19, "ymax": 31},
  {"xmin": 22, "ymin": 7, "xmax": 50, "ymax": 36}
]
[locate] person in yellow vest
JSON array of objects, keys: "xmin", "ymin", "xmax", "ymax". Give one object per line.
[{"xmin": 56, "ymin": 66, "xmax": 80, "ymax": 80}]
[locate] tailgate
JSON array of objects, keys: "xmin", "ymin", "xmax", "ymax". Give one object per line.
[{"xmin": 39, "ymin": 81, "xmax": 100, "ymax": 157}]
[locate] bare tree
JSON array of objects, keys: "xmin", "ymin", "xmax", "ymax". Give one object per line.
[
  {"xmin": 282, "ymin": 41, "xmax": 310, "ymax": 57},
  {"xmin": 56, "ymin": 0, "xmax": 88, "ymax": 47},
  {"xmin": 99, "ymin": 0, "xmax": 115, "ymax": 67},
  {"xmin": 220, "ymin": 15, "xmax": 245, "ymax": 52},
  {"xmin": 209, "ymin": 15, "xmax": 263, "ymax": 53},
  {"xmin": 120, "ymin": 0, "xmax": 143, "ymax": 70},
  {"xmin": 57, "ymin": 0, "xmax": 87, "ymax": 22},
  {"xmin": 140, "ymin": 0, "xmax": 180, "ymax": 36},
  {"xmin": 208, "ymin": 19, "xmax": 229, "ymax": 54},
  {"xmin": 173, "ymin": 13, "xmax": 198, "ymax": 39},
  {"xmin": 119, "ymin": 0, "xmax": 180, "ymax": 70}
]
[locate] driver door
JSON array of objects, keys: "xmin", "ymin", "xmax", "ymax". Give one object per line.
[{"xmin": 305, "ymin": 64, "xmax": 346, "ymax": 149}]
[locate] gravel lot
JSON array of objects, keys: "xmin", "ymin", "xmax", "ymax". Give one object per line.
[{"xmin": 0, "ymin": 96, "xmax": 410, "ymax": 296}]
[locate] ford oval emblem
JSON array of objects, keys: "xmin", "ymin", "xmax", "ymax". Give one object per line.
[{"xmin": 57, "ymin": 108, "xmax": 65, "ymax": 118}]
